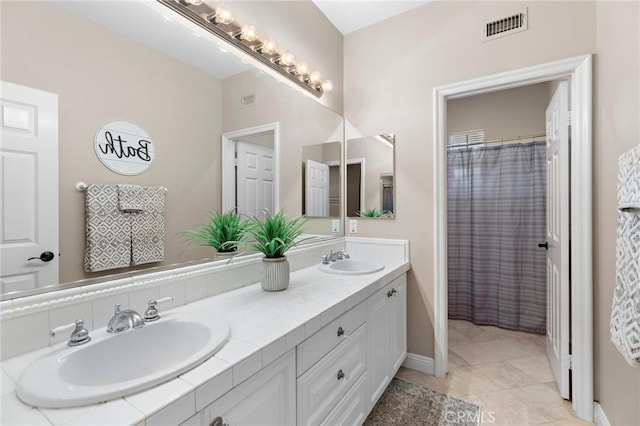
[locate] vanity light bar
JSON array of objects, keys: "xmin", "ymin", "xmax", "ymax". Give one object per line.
[{"xmin": 158, "ymin": 0, "xmax": 332, "ymax": 98}]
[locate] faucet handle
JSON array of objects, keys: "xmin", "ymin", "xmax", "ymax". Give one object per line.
[
  {"xmin": 51, "ymin": 318, "xmax": 91, "ymax": 346},
  {"xmin": 321, "ymin": 254, "xmax": 330, "ymax": 265},
  {"xmin": 113, "ymin": 303, "xmax": 122, "ymax": 314},
  {"xmin": 144, "ymin": 297, "xmax": 174, "ymax": 322}
]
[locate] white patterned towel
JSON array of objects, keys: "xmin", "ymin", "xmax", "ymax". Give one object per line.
[
  {"xmin": 84, "ymin": 184, "xmax": 132, "ymax": 272},
  {"xmin": 131, "ymin": 186, "xmax": 166, "ymax": 265},
  {"xmin": 117, "ymin": 184, "xmax": 144, "ymax": 212},
  {"xmin": 611, "ymin": 144, "xmax": 640, "ymax": 366}
]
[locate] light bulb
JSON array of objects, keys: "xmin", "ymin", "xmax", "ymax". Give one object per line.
[
  {"xmin": 215, "ymin": 7, "xmax": 233, "ymax": 25},
  {"xmin": 280, "ymin": 51, "xmax": 295, "ymax": 66},
  {"xmin": 261, "ymin": 40, "xmax": 277, "ymax": 55},
  {"xmin": 321, "ymin": 80, "xmax": 333, "ymax": 92},
  {"xmin": 240, "ymin": 25, "xmax": 257, "ymax": 42},
  {"xmin": 295, "ymin": 62, "xmax": 309, "ymax": 75},
  {"xmin": 309, "ymin": 71, "xmax": 322, "ymax": 83}
]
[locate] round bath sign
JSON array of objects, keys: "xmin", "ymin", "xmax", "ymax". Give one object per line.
[{"xmin": 94, "ymin": 121, "xmax": 155, "ymax": 175}]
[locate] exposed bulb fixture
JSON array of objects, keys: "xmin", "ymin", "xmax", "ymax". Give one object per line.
[
  {"xmin": 239, "ymin": 25, "xmax": 257, "ymax": 42},
  {"xmin": 295, "ymin": 61, "xmax": 309, "ymax": 76},
  {"xmin": 214, "ymin": 6, "xmax": 233, "ymax": 25},
  {"xmin": 280, "ymin": 51, "xmax": 295, "ymax": 67},
  {"xmin": 164, "ymin": 0, "xmax": 330, "ymax": 97},
  {"xmin": 309, "ymin": 71, "xmax": 322, "ymax": 84},
  {"xmin": 259, "ymin": 40, "xmax": 278, "ymax": 56}
]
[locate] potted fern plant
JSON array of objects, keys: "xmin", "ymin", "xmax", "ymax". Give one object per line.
[
  {"xmin": 244, "ymin": 210, "xmax": 307, "ymax": 292},
  {"xmin": 183, "ymin": 210, "xmax": 248, "ymax": 259}
]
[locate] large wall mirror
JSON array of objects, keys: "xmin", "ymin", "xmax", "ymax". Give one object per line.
[
  {"xmin": 346, "ymin": 134, "xmax": 395, "ymax": 219},
  {"xmin": 0, "ymin": 1, "xmax": 344, "ymax": 300}
]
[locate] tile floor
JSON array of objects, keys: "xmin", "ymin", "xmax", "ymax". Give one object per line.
[{"xmin": 396, "ymin": 320, "xmax": 592, "ymax": 426}]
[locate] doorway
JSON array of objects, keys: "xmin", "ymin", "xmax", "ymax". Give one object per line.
[
  {"xmin": 433, "ymin": 55, "xmax": 593, "ymax": 421},
  {"xmin": 222, "ymin": 123, "xmax": 279, "ymax": 220}
]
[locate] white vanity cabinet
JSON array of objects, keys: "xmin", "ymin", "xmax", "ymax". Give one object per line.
[
  {"xmin": 201, "ymin": 350, "xmax": 296, "ymax": 426},
  {"xmin": 366, "ymin": 274, "xmax": 407, "ymax": 409},
  {"xmin": 188, "ymin": 273, "xmax": 407, "ymax": 426}
]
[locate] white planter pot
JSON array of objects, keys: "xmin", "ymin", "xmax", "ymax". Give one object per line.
[{"xmin": 261, "ymin": 256, "xmax": 290, "ymax": 292}]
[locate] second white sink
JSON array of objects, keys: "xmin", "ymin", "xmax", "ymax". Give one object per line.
[
  {"xmin": 17, "ymin": 310, "xmax": 230, "ymax": 408},
  {"xmin": 320, "ymin": 259, "xmax": 385, "ymax": 275}
]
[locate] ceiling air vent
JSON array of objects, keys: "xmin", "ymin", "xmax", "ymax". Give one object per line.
[
  {"xmin": 240, "ymin": 94, "xmax": 256, "ymax": 108},
  {"xmin": 483, "ymin": 8, "xmax": 528, "ymax": 42}
]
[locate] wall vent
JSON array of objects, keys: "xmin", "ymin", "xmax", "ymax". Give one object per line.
[
  {"xmin": 448, "ymin": 129, "xmax": 485, "ymax": 148},
  {"xmin": 240, "ymin": 94, "xmax": 256, "ymax": 108},
  {"xmin": 483, "ymin": 8, "xmax": 528, "ymax": 41}
]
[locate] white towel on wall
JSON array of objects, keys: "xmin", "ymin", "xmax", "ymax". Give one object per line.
[
  {"xmin": 131, "ymin": 186, "xmax": 166, "ymax": 265},
  {"xmin": 84, "ymin": 184, "xmax": 132, "ymax": 272},
  {"xmin": 117, "ymin": 184, "xmax": 145, "ymax": 212},
  {"xmin": 610, "ymin": 144, "xmax": 640, "ymax": 366}
]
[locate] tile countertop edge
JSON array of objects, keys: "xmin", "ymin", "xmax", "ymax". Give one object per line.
[{"xmin": 1, "ymin": 259, "xmax": 410, "ymax": 426}]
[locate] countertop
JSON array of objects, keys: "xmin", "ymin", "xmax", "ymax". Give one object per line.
[{"xmin": 1, "ymin": 258, "xmax": 410, "ymax": 426}]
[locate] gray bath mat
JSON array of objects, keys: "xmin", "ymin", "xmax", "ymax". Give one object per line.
[{"xmin": 364, "ymin": 378, "xmax": 481, "ymax": 426}]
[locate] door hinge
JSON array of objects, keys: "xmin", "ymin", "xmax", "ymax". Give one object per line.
[
  {"xmin": 566, "ymin": 111, "xmax": 572, "ymax": 126},
  {"xmin": 566, "ymin": 354, "xmax": 573, "ymax": 370}
]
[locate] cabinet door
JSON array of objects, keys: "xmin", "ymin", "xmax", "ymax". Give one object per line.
[
  {"xmin": 202, "ymin": 350, "xmax": 296, "ymax": 426},
  {"xmin": 366, "ymin": 285, "xmax": 392, "ymax": 408},
  {"xmin": 391, "ymin": 275, "xmax": 407, "ymax": 372}
]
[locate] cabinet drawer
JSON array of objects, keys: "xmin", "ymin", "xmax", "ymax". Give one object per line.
[
  {"xmin": 297, "ymin": 324, "xmax": 367, "ymax": 426},
  {"xmin": 297, "ymin": 301, "xmax": 366, "ymax": 375},
  {"xmin": 320, "ymin": 373, "xmax": 367, "ymax": 426}
]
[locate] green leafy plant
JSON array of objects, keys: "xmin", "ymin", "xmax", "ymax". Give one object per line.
[
  {"xmin": 183, "ymin": 210, "xmax": 248, "ymax": 253},
  {"xmin": 357, "ymin": 208, "xmax": 384, "ymax": 217},
  {"xmin": 243, "ymin": 210, "xmax": 307, "ymax": 258},
  {"xmin": 357, "ymin": 208, "xmax": 394, "ymax": 218}
]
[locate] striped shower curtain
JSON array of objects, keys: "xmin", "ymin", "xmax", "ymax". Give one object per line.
[{"xmin": 447, "ymin": 141, "xmax": 547, "ymax": 334}]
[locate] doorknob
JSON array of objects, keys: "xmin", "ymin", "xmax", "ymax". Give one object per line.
[
  {"xmin": 27, "ymin": 251, "xmax": 55, "ymax": 262},
  {"xmin": 537, "ymin": 242, "xmax": 549, "ymax": 250}
]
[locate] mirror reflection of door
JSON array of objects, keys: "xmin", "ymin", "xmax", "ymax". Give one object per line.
[
  {"xmin": 346, "ymin": 162, "xmax": 362, "ymax": 217},
  {"xmin": 301, "ymin": 141, "xmax": 341, "ymax": 218},
  {"xmin": 234, "ymin": 131, "xmax": 275, "ymax": 222},
  {"xmin": 0, "ymin": 81, "xmax": 59, "ymax": 293}
]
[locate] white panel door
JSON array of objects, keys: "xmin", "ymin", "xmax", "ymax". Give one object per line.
[
  {"xmin": 305, "ymin": 159, "xmax": 329, "ymax": 216},
  {"xmin": 0, "ymin": 81, "xmax": 58, "ymax": 293},
  {"xmin": 544, "ymin": 80, "xmax": 570, "ymax": 399},
  {"xmin": 236, "ymin": 141, "xmax": 274, "ymax": 221}
]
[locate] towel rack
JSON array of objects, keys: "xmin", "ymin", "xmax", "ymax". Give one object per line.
[{"xmin": 75, "ymin": 182, "xmax": 168, "ymax": 193}]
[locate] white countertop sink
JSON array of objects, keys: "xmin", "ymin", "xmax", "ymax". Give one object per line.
[
  {"xmin": 319, "ymin": 259, "xmax": 385, "ymax": 275},
  {"xmin": 16, "ymin": 310, "xmax": 230, "ymax": 408}
]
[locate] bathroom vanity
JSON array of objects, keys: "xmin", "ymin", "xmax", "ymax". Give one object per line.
[{"xmin": 0, "ymin": 238, "xmax": 409, "ymax": 425}]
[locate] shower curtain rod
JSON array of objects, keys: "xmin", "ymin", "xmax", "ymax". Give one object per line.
[{"xmin": 448, "ymin": 132, "xmax": 547, "ymax": 148}]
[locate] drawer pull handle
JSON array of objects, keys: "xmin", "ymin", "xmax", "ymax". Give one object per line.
[
  {"xmin": 210, "ymin": 417, "xmax": 227, "ymax": 426},
  {"xmin": 387, "ymin": 288, "xmax": 398, "ymax": 298},
  {"xmin": 337, "ymin": 326, "xmax": 345, "ymax": 337},
  {"xmin": 337, "ymin": 369, "xmax": 345, "ymax": 380}
]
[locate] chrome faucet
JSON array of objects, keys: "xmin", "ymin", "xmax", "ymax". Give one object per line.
[
  {"xmin": 107, "ymin": 304, "xmax": 144, "ymax": 333},
  {"xmin": 324, "ymin": 249, "xmax": 350, "ymax": 263},
  {"xmin": 50, "ymin": 318, "xmax": 91, "ymax": 346}
]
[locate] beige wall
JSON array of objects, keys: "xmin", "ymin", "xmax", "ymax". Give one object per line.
[
  {"xmin": 345, "ymin": 1, "xmax": 640, "ymax": 422},
  {"xmin": 447, "ymin": 82, "xmax": 551, "ymax": 141},
  {"xmin": 225, "ymin": 0, "xmax": 344, "ymax": 114},
  {"xmin": 1, "ymin": 1, "xmax": 223, "ymax": 284},
  {"xmin": 594, "ymin": 1, "xmax": 640, "ymax": 424},
  {"xmin": 344, "ymin": 0, "xmax": 597, "ymax": 364}
]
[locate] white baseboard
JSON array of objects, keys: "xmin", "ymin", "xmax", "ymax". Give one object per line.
[
  {"xmin": 402, "ymin": 353, "xmax": 435, "ymax": 375},
  {"xmin": 593, "ymin": 402, "xmax": 611, "ymax": 426}
]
